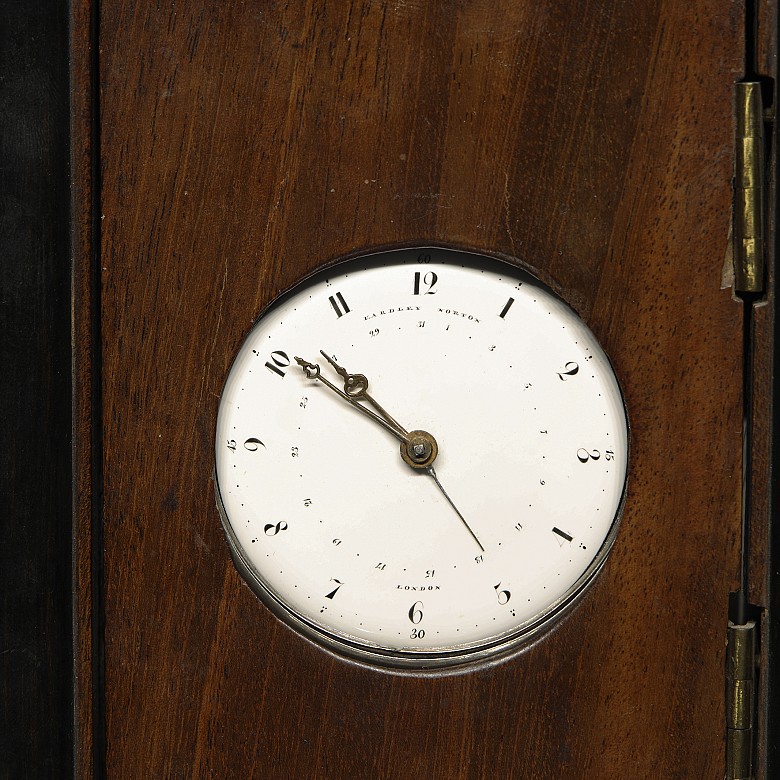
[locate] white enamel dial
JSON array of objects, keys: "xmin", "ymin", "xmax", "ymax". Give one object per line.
[{"xmin": 215, "ymin": 247, "xmax": 628, "ymax": 669}]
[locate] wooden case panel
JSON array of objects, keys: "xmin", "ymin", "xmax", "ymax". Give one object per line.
[{"xmin": 96, "ymin": 2, "xmax": 743, "ymax": 776}]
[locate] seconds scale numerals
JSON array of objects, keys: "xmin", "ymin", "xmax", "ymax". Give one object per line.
[{"xmin": 215, "ymin": 249, "xmax": 628, "ymax": 667}]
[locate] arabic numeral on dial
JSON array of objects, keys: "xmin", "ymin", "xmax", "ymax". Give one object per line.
[
  {"xmin": 410, "ymin": 628, "xmax": 425, "ymax": 639},
  {"xmin": 475, "ymin": 554, "xmax": 484, "ymax": 564},
  {"xmin": 557, "ymin": 361, "xmax": 579, "ymax": 380},
  {"xmin": 265, "ymin": 350, "xmax": 290, "ymax": 377},
  {"xmin": 417, "ymin": 253, "xmax": 431, "ymax": 264},
  {"xmin": 291, "ymin": 446, "xmax": 299, "ymax": 457},
  {"xmin": 264, "ymin": 521, "xmax": 288, "ymax": 536},
  {"xmin": 244, "ymin": 438, "xmax": 265, "ymax": 451},
  {"xmin": 425, "ymin": 569, "xmax": 435, "ymax": 578},
  {"xmin": 498, "ymin": 297, "xmax": 515, "ymax": 319},
  {"xmin": 553, "ymin": 527, "xmax": 573, "ymax": 544},
  {"xmin": 408, "ymin": 601, "xmax": 424, "ymax": 624},
  {"xmin": 577, "ymin": 448, "xmax": 601, "ymax": 463},
  {"xmin": 605, "ymin": 449, "xmax": 615, "ymax": 461},
  {"xmin": 328, "ymin": 292, "xmax": 350, "ymax": 318},
  {"xmin": 413, "ymin": 271, "xmax": 438, "ymax": 295},
  {"xmin": 226, "ymin": 439, "xmax": 237, "ymax": 451},
  {"xmin": 494, "ymin": 582, "xmax": 511, "ymax": 605}
]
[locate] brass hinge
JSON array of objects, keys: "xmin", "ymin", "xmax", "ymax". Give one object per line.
[
  {"xmin": 725, "ymin": 78, "xmax": 767, "ymax": 780},
  {"xmin": 734, "ymin": 81, "xmax": 765, "ymax": 295},
  {"xmin": 726, "ymin": 621, "xmax": 757, "ymax": 780}
]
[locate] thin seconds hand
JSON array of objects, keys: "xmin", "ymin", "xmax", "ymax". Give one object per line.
[{"xmin": 426, "ymin": 466, "xmax": 484, "ymax": 552}]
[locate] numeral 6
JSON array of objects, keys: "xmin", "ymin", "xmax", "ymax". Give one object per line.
[{"xmin": 408, "ymin": 601, "xmax": 424, "ymax": 624}]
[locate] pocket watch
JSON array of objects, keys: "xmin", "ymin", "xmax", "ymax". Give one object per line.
[{"xmin": 214, "ymin": 246, "xmax": 628, "ymax": 670}]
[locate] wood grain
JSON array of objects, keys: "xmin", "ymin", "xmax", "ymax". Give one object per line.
[
  {"xmin": 93, "ymin": 1, "xmax": 748, "ymax": 776},
  {"xmin": 72, "ymin": 0, "xmax": 100, "ymax": 775}
]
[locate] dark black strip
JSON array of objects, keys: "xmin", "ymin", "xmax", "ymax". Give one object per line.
[
  {"xmin": 0, "ymin": 3, "xmax": 74, "ymax": 777},
  {"xmin": 729, "ymin": 298, "xmax": 756, "ymax": 627},
  {"xmin": 88, "ymin": 0, "xmax": 107, "ymax": 775},
  {"xmin": 745, "ymin": 0, "xmax": 758, "ymax": 78}
]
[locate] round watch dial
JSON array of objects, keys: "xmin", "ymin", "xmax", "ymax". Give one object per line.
[{"xmin": 215, "ymin": 247, "xmax": 628, "ymax": 669}]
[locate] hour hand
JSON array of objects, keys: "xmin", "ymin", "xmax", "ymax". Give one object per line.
[{"xmin": 295, "ymin": 356, "xmax": 321, "ymax": 380}]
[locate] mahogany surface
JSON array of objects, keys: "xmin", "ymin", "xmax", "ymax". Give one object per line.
[{"xmin": 89, "ymin": 1, "xmax": 747, "ymax": 776}]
